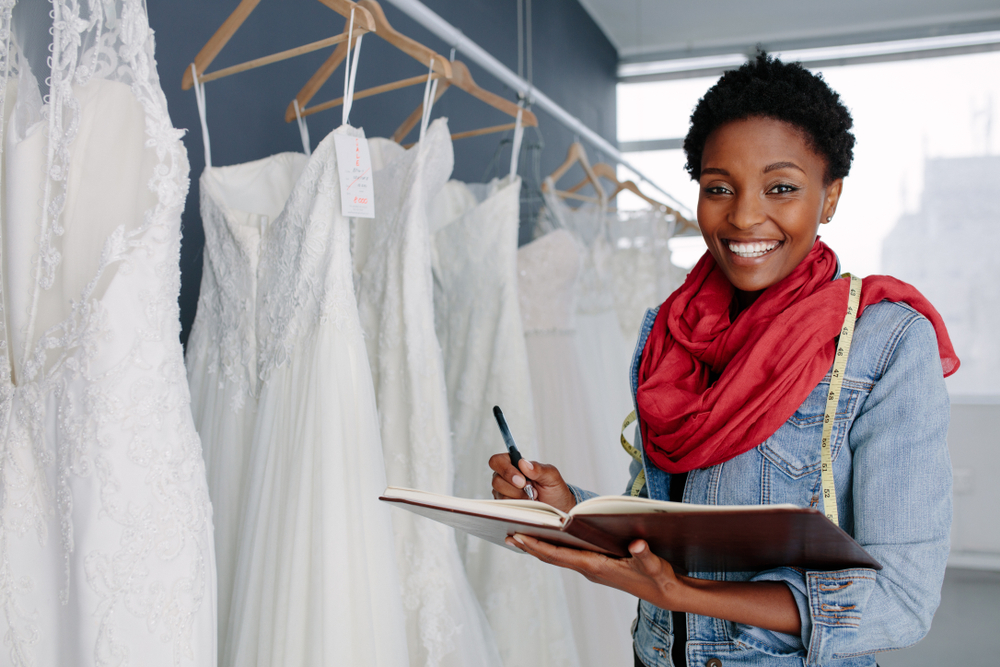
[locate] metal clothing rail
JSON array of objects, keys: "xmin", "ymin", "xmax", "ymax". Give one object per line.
[{"xmin": 382, "ymin": 0, "xmax": 693, "ymax": 218}]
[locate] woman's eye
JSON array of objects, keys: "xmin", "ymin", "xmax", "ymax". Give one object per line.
[
  {"xmin": 705, "ymin": 185, "xmax": 731, "ymax": 195},
  {"xmin": 769, "ymin": 184, "xmax": 798, "ymax": 194}
]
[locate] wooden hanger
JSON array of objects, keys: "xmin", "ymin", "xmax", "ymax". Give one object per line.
[
  {"xmin": 285, "ymin": 0, "xmax": 452, "ymax": 122},
  {"xmin": 566, "ymin": 162, "xmax": 699, "ymax": 233},
  {"xmin": 541, "ymin": 141, "xmax": 606, "ymax": 202},
  {"xmin": 391, "ymin": 60, "xmax": 539, "ymax": 144},
  {"xmin": 564, "ymin": 162, "xmax": 616, "ymax": 194},
  {"xmin": 182, "ymin": 0, "xmax": 376, "ymax": 90}
]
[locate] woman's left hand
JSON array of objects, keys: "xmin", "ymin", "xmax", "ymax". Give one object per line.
[
  {"xmin": 506, "ymin": 533, "xmax": 681, "ymax": 609},
  {"xmin": 507, "ymin": 533, "xmax": 803, "ymax": 635}
]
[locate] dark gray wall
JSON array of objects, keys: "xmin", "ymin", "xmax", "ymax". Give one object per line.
[{"xmin": 148, "ymin": 0, "xmax": 618, "ymax": 343}]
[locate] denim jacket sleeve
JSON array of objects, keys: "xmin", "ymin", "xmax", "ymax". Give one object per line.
[{"xmin": 738, "ymin": 310, "xmax": 952, "ymax": 665}]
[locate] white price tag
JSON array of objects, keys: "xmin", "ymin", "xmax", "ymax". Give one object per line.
[{"xmin": 333, "ymin": 125, "xmax": 375, "ymax": 219}]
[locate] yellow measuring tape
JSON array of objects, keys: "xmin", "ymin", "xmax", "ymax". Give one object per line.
[
  {"xmin": 621, "ymin": 274, "xmax": 862, "ymax": 519},
  {"xmin": 620, "ymin": 410, "xmax": 646, "ymax": 497},
  {"xmin": 820, "ymin": 273, "xmax": 862, "ymax": 525}
]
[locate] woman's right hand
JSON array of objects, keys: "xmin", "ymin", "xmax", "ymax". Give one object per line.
[{"xmin": 488, "ymin": 454, "xmax": 577, "ymax": 513}]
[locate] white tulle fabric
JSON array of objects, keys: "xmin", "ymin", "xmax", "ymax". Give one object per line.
[
  {"xmin": 518, "ymin": 227, "xmax": 637, "ymax": 667},
  {"xmin": 0, "ymin": 2, "xmax": 216, "ymax": 665},
  {"xmin": 431, "ymin": 177, "xmax": 582, "ymax": 667},
  {"xmin": 355, "ymin": 120, "xmax": 502, "ymax": 667},
  {"xmin": 608, "ymin": 208, "xmax": 685, "ymax": 340},
  {"xmin": 205, "ymin": 129, "xmax": 408, "ymax": 667},
  {"xmin": 185, "ymin": 152, "xmax": 308, "ymax": 659}
]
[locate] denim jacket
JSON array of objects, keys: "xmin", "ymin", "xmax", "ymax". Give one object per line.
[{"xmin": 571, "ymin": 299, "xmax": 952, "ymax": 667}]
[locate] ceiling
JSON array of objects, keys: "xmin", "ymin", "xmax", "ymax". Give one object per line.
[{"xmin": 577, "ymin": 0, "xmax": 1000, "ymax": 63}]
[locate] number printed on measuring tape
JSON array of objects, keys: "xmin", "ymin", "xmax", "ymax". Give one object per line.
[{"xmin": 819, "ymin": 273, "xmax": 862, "ymax": 525}]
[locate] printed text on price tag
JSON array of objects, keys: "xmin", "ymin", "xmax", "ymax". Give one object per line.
[{"xmin": 333, "ymin": 125, "xmax": 375, "ymax": 219}]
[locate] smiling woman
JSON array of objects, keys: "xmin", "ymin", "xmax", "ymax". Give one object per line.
[{"xmin": 491, "ymin": 53, "xmax": 961, "ymax": 667}]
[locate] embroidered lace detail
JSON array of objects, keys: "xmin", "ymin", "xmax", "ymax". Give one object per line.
[
  {"xmin": 540, "ymin": 189, "xmax": 617, "ymax": 315},
  {"xmin": 517, "ymin": 229, "xmax": 582, "ymax": 334},
  {"xmin": 0, "ymin": 2, "xmax": 15, "ymax": 397},
  {"xmin": 188, "ymin": 172, "xmax": 264, "ymax": 412},
  {"xmin": 256, "ymin": 139, "xmax": 361, "ymax": 381},
  {"xmin": 608, "ymin": 208, "xmax": 684, "ymax": 338},
  {"xmin": 0, "ymin": 2, "xmax": 214, "ymax": 665}
]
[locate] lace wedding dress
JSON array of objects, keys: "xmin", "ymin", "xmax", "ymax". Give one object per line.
[
  {"xmin": 431, "ymin": 177, "xmax": 581, "ymax": 667},
  {"xmin": 213, "ymin": 128, "xmax": 408, "ymax": 667},
  {"xmin": 355, "ymin": 119, "xmax": 502, "ymax": 667},
  {"xmin": 540, "ymin": 188, "xmax": 633, "ymax": 496},
  {"xmin": 518, "ymin": 228, "xmax": 636, "ymax": 667},
  {"xmin": 0, "ymin": 2, "xmax": 216, "ymax": 665},
  {"xmin": 185, "ymin": 151, "xmax": 308, "ymax": 659},
  {"xmin": 608, "ymin": 207, "xmax": 684, "ymax": 340}
]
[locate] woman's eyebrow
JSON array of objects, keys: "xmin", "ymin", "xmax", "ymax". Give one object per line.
[
  {"xmin": 700, "ymin": 167, "xmax": 729, "ymax": 176},
  {"xmin": 764, "ymin": 161, "xmax": 805, "ymax": 174}
]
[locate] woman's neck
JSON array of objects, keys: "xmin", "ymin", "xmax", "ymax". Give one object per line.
[{"xmin": 730, "ymin": 289, "xmax": 763, "ymax": 320}]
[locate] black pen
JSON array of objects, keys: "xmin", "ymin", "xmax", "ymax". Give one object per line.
[{"xmin": 492, "ymin": 406, "xmax": 537, "ymax": 500}]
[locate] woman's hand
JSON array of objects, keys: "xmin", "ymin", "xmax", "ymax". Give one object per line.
[
  {"xmin": 506, "ymin": 534, "xmax": 802, "ymax": 635},
  {"xmin": 488, "ymin": 454, "xmax": 577, "ymax": 513},
  {"xmin": 489, "ymin": 458, "xmax": 801, "ymax": 634},
  {"xmin": 506, "ymin": 534, "xmax": 682, "ymax": 607}
]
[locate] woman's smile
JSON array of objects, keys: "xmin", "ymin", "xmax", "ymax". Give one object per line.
[
  {"xmin": 725, "ymin": 239, "xmax": 781, "ymax": 259},
  {"xmin": 696, "ymin": 116, "xmax": 843, "ymax": 302}
]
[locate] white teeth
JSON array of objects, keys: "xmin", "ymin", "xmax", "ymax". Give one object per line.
[{"xmin": 727, "ymin": 240, "xmax": 779, "ymax": 258}]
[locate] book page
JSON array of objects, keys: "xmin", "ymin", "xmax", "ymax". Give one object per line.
[
  {"xmin": 381, "ymin": 487, "xmax": 569, "ymax": 525},
  {"xmin": 571, "ymin": 495, "xmax": 801, "ymax": 516}
]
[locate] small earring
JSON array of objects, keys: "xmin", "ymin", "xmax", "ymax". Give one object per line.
[{"xmin": 826, "ymin": 216, "xmax": 832, "ymax": 222}]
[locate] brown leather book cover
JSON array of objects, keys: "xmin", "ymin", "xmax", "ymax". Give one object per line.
[
  {"xmin": 568, "ymin": 508, "xmax": 881, "ymax": 573},
  {"xmin": 379, "ymin": 487, "xmax": 881, "ymax": 573}
]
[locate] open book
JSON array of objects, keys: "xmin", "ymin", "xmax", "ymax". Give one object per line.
[{"xmin": 380, "ymin": 487, "xmax": 880, "ymax": 573}]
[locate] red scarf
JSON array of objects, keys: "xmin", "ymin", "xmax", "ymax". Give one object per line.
[{"xmin": 637, "ymin": 240, "xmax": 959, "ymax": 474}]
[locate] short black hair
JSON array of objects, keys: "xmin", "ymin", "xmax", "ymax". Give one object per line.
[{"xmin": 683, "ymin": 52, "xmax": 855, "ymax": 184}]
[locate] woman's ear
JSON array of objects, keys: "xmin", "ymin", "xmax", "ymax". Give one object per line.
[{"xmin": 821, "ymin": 179, "xmax": 844, "ymax": 224}]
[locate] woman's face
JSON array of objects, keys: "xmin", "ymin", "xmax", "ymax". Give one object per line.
[{"xmin": 696, "ymin": 116, "xmax": 843, "ymax": 297}]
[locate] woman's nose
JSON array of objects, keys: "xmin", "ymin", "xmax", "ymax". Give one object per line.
[{"xmin": 729, "ymin": 192, "xmax": 766, "ymax": 230}]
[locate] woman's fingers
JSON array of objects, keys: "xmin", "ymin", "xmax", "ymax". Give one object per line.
[
  {"xmin": 521, "ymin": 461, "xmax": 577, "ymax": 511},
  {"xmin": 505, "ymin": 533, "xmax": 627, "ymax": 587},
  {"xmin": 628, "ymin": 539, "xmax": 666, "ymax": 578},
  {"xmin": 491, "ymin": 470, "xmax": 527, "ymax": 500},
  {"xmin": 505, "ymin": 533, "xmax": 595, "ymax": 571},
  {"xmin": 489, "ymin": 453, "xmax": 523, "ymax": 485},
  {"xmin": 489, "ymin": 453, "xmax": 532, "ymax": 500},
  {"xmin": 507, "ymin": 533, "xmax": 679, "ymax": 607},
  {"xmin": 489, "ymin": 455, "xmax": 576, "ymax": 510}
]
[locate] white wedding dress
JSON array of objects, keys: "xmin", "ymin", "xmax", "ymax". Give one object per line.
[
  {"xmin": 518, "ymin": 228, "xmax": 637, "ymax": 667},
  {"xmin": 431, "ymin": 177, "xmax": 581, "ymax": 667},
  {"xmin": 215, "ymin": 128, "xmax": 408, "ymax": 667},
  {"xmin": 540, "ymin": 189, "xmax": 633, "ymax": 496},
  {"xmin": 355, "ymin": 119, "xmax": 502, "ymax": 667},
  {"xmin": 185, "ymin": 151, "xmax": 308, "ymax": 659},
  {"xmin": 609, "ymin": 207, "xmax": 684, "ymax": 340},
  {"xmin": 0, "ymin": 3, "xmax": 216, "ymax": 665},
  {"xmin": 431, "ymin": 177, "xmax": 533, "ymax": 502}
]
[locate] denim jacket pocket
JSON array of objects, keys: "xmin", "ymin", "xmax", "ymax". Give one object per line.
[{"xmin": 758, "ymin": 380, "xmax": 863, "ymax": 481}]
